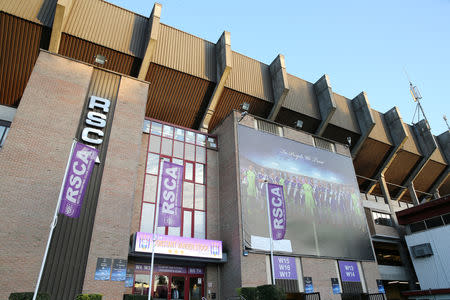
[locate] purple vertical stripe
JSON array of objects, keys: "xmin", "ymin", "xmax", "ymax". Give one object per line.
[
  {"xmin": 267, "ymin": 183, "xmax": 286, "ymax": 240},
  {"xmin": 158, "ymin": 161, "xmax": 184, "ymax": 227},
  {"xmin": 59, "ymin": 141, "xmax": 98, "ymax": 218}
]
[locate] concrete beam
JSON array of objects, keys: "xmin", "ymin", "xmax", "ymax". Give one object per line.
[
  {"xmin": 48, "ymin": 0, "xmax": 75, "ymax": 53},
  {"xmin": 313, "ymin": 74, "xmax": 336, "ymax": 136},
  {"xmin": 268, "ymin": 54, "xmax": 289, "ymax": 121},
  {"xmin": 395, "ymin": 119, "xmax": 438, "ymax": 200},
  {"xmin": 366, "ymin": 107, "xmax": 408, "ymax": 194},
  {"xmin": 137, "ymin": 3, "xmax": 162, "ymax": 80},
  {"xmin": 351, "ymin": 91, "xmax": 375, "ymax": 158},
  {"xmin": 199, "ymin": 31, "xmax": 232, "ymax": 132},
  {"xmin": 427, "ymin": 130, "xmax": 450, "ymax": 196}
]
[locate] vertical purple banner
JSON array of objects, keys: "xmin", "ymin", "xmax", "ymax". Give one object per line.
[
  {"xmin": 274, "ymin": 256, "xmax": 297, "ymax": 279},
  {"xmin": 158, "ymin": 161, "xmax": 183, "ymax": 227},
  {"xmin": 338, "ymin": 261, "xmax": 361, "ymax": 282},
  {"xmin": 267, "ymin": 183, "xmax": 286, "ymax": 240},
  {"xmin": 59, "ymin": 141, "xmax": 98, "ymax": 218}
]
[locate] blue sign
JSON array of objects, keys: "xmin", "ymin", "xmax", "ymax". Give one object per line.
[
  {"xmin": 304, "ymin": 277, "xmax": 314, "ymax": 293},
  {"xmin": 111, "ymin": 259, "xmax": 127, "ymax": 281},
  {"xmin": 377, "ymin": 280, "xmax": 385, "ymax": 294},
  {"xmin": 125, "ymin": 268, "xmax": 134, "ymax": 287},
  {"xmin": 331, "ymin": 278, "xmax": 341, "ymax": 294},
  {"xmin": 94, "ymin": 258, "xmax": 111, "ymax": 281}
]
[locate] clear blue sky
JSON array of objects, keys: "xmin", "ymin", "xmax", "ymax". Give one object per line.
[{"xmin": 109, "ymin": 0, "xmax": 450, "ymax": 135}]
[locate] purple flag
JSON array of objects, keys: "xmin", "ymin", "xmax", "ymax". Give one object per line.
[
  {"xmin": 267, "ymin": 183, "xmax": 286, "ymax": 240},
  {"xmin": 59, "ymin": 142, "xmax": 98, "ymax": 218},
  {"xmin": 158, "ymin": 161, "xmax": 183, "ymax": 227}
]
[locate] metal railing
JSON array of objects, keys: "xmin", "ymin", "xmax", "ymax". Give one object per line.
[{"xmin": 305, "ymin": 292, "xmax": 321, "ymax": 300}]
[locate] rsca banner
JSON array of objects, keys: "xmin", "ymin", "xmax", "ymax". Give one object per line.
[
  {"xmin": 158, "ymin": 161, "xmax": 183, "ymax": 227},
  {"xmin": 59, "ymin": 142, "xmax": 98, "ymax": 218},
  {"xmin": 238, "ymin": 125, "xmax": 374, "ymax": 261},
  {"xmin": 267, "ymin": 183, "xmax": 286, "ymax": 240}
]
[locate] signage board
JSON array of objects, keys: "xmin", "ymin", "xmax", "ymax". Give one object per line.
[
  {"xmin": 94, "ymin": 257, "xmax": 112, "ymax": 280},
  {"xmin": 377, "ymin": 279, "xmax": 385, "ymax": 294},
  {"xmin": 135, "ymin": 232, "xmax": 222, "ymax": 259},
  {"xmin": 338, "ymin": 261, "xmax": 361, "ymax": 282},
  {"xmin": 274, "ymin": 256, "xmax": 297, "ymax": 280},
  {"xmin": 267, "ymin": 183, "xmax": 286, "ymax": 240},
  {"xmin": 331, "ymin": 278, "xmax": 341, "ymax": 294},
  {"xmin": 111, "ymin": 259, "xmax": 127, "ymax": 281},
  {"xmin": 158, "ymin": 161, "xmax": 183, "ymax": 227},
  {"xmin": 125, "ymin": 268, "xmax": 134, "ymax": 287},
  {"xmin": 304, "ymin": 277, "xmax": 314, "ymax": 293}
]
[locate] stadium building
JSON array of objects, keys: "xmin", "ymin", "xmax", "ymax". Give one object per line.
[{"xmin": 0, "ymin": 1, "xmax": 449, "ymax": 300}]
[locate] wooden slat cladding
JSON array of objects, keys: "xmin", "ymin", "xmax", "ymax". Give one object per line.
[
  {"xmin": 209, "ymin": 87, "xmax": 272, "ymax": 131},
  {"xmin": 439, "ymin": 177, "xmax": 450, "ymax": 196},
  {"xmin": 414, "ymin": 160, "xmax": 447, "ymax": 193},
  {"xmin": 384, "ymin": 151, "xmax": 421, "ymax": 196},
  {"xmin": 59, "ymin": 33, "xmax": 142, "ymax": 77},
  {"xmin": 153, "ymin": 24, "xmax": 217, "ymax": 82},
  {"xmin": 0, "ymin": 13, "xmax": 50, "ymax": 107},
  {"xmin": 63, "ymin": 0, "xmax": 147, "ymax": 57},
  {"xmin": 0, "ymin": 0, "xmax": 56, "ymax": 27},
  {"xmin": 145, "ymin": 63, "xmax": 215, "ymax": 129},
  {"xmin": 226, "ymin": 51, "xmax": 274, "ymax": 102},
  {"xmin": 40, "ymin": 69, "xmax": 120, "ymax": 300}
]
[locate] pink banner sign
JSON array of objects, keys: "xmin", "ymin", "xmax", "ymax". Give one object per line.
[
  {"xmin": 59, "ymin": 141, "xmax": 98, "ymax": 218},
  {"xmin": 158, "ymin": 161, "xmax": 183, "ymax": 227},
  {"xmin": 267, "ymin": 183, "xmax": 286, "ymax": 240},
  {"xmin": 135, "ymin": 232, "xmax": 222, "ymax": 259}
]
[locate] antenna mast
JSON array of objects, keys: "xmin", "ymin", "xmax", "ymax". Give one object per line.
[{"xmin": 405, "ymin": 72, "xmax": 430, "ymax": 128}]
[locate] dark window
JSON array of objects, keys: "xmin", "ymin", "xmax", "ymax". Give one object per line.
[
  {"xmin": 409, "ymin": 221, "xmax": 426, "ymax": 233},
  {"xmin": 0, "ymin": 120, "xmax": 11, "ymax": 148},
  {"xmin": 373, "ymin": 242, "xmax": 403, "ymax": 266},
  {"xmin": 425, "ymin": 216, "xmax": 444, "ymax": 229},
  {"xmin": 372, "ymin": 211, "xmax": 393, "ymax": 226},
  {"xmin": 443, "ymin": 213, "xmax": 450, "ymax": 225}
]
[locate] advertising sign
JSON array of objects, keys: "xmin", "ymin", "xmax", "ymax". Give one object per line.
[
  {"xmin": 238, "ymin": 125, "xmax": 374, "ymax": 260},
  {"xmin": 331, "ymin": 278, "xmax": 341, "ymax": 294},
  {"xmin": 338, "ymin": 261, "xmax": 361, "ymax": 282},
  {"xmin": 377, "ymin": 280, "xmax": 385, "ymax": 294},
  {"xmin": 94, "ymin": 257, "xmax": 112, "ymax": 280},
  {"xmin": 59, "ymin": 142, "xmax": 98, "ymax": 218},
  {"xmin": 304, "ymin": 277, "xmax": 314, "ymax": 293},
  {"xmin": 134, "ymin": 264, "xmax": 204, "ymax": 275},
  {"xmin": 125, "ymin": 268, "xmax": 134, "ymax": 287},
  {"xmin": 158, "ymin": 161, "xmax": 183, "ymax": 227},
  {"xmin": 274, "ymin": 256, "xmax": 297, "ymax": 280},
  {"xmin": 111, "ymin": 259, "xmax": 127, "ymax": 281},
  {"xmin": 267, "ymin": 183, "xmax": 286, "ymax": 240},
  {"xmin": 135, "ymin": 232, "xmax": 222, "ymax": 259}
]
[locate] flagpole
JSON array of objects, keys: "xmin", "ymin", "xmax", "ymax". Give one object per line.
[
  {"xmin": 148, "ymin": 159, "xmax": 164, "ymax": 300},
  {"xmin": 32, "ymin": 139, "xmax": 77, "ymax": 300},
  {"xmin": 265, "ymin": 182, "xmax": 275, "ymax": 285}
]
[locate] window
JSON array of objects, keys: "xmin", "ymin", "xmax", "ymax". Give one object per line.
[
  {"xmin": 425, "ymin": 216, "xmax": 444, "ymax": 229},
  {"xmin": 372, "ymin": 211, "xmax": 393, "ymax": 227},
  {"xmin": 443, "ymin": 213, "xmax": 450, "ymax": 225},
  {"xmin": 409, "ymin": 221, "xmax": 426, "ymax": 233},
  {"xmin": 0, "ymin": 120, "xmax": 11, "ymax": 148},
  {"xmin": 140, "ymin": 120, "xmax": 214, "ymax": 239}
]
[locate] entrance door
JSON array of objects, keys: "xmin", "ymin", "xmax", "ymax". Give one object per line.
[
  {"xmin": 171, "ymin": 276, "xmax": 185, "ymax": 299},
  {"xmin": 153, "ymin": 275, "xmax": 169, "ymax": 300},
  {"xmin": 188, "ymin": 276, "xmax": 204, "ymax": 300}
]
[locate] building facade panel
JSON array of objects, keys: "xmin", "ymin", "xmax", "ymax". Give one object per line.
[{"xmin": 0, "ymin": 51, "xmax": 93, "ymax": 299}]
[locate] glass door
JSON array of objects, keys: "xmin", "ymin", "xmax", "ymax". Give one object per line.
[
  {"xmin": 171, "ymin": 276, "xmax": 185, "ymax": 299},
  {"xmin": 189, "ymin": 276, "xmax": 204, "ymax": 300},
  {"xmin": 153, "ymin": 274, "xmax": 169, "ymax": 300}
]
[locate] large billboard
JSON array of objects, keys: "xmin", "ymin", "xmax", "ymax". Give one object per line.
[{"xmin": 238, "ymin": 125, "xmax": 374, "ymax": 261}]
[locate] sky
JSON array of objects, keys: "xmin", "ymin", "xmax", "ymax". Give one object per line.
[{"xmin": 109, "ymin": 0, "xmax": 450, "ymax": 135}]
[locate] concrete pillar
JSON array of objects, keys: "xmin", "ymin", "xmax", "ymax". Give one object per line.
[
  {"xmin": 137, "ymin": 3, "xmax": 162, "ymax": 80},
  {"xmin": 268, "ymin": 54, "xmax": 289, "ymax": 121},
  {"xmin": 49, "ymin": 0, "xmax": 75, "ymax": 53},
  {"xmin": 379, "ymin": 175, "xmax": 416, "ymax": 290},
  {"xmin": 351, "ymin": 91, "xmax": 375, "ymax": 158},
  {"xmin": 200, "ymin": 31, "xmax": 232, "ymax": 132},
  {"xmin": 408, "ymin": 182, "xmax": 420, "ymax": 206},
  {"xmin": 366, "ymin": 107, "xmax": 408, "ymax": 194},
  {"xmin": 313, "ymin": 74, "xmax": 336, "ymax": 136}
]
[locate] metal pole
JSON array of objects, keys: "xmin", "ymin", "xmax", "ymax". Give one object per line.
[
  {"xmin": 265, "ymin": 183, "xmax": 275, "ymax": 284},
  {"xmin": 148, "ymin": 159, "xmax": 165, "ymax": 300},
  {"xmin": 32, "ymin": 139, "xmax": 77, "ymax": 300}
]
